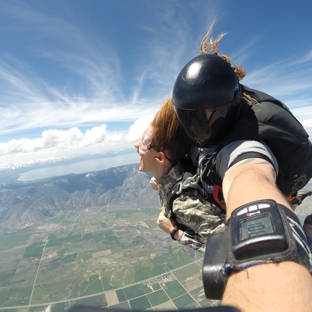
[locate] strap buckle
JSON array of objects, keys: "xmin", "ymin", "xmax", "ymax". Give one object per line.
[{"xmin": 175, "ymin": 174, "xmax": 200, "ymax": 195}]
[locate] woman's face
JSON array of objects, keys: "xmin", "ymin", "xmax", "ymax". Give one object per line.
[{"xmin": 134, "ymin": 126, "xmax": 158, "ymax": 173}]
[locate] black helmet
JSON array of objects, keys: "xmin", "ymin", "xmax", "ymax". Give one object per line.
[{"xmin": 172, "ymin": 54, "xmax": 241, "ymax": 147}]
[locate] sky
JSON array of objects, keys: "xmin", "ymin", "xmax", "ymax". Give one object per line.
[{"xmin": 0, "ymin": 0, "xmax": 312, "ymax": 180}]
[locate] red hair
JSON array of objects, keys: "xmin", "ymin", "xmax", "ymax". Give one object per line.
[{"xmin": 150, "ymin": 97, "xmax": 190, "ymax": 162}]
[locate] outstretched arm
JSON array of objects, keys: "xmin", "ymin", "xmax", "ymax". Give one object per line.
[
  {"xmin": 221, "ymin": 158, "xmax": 312, "ymax": 312},
  {"xmin": 157, "ymin": 208, "xmax": 207, "ymax": 253},
  {"xmin": 157, "ymin": 194, "xmax": 225, "ymax": 253}
]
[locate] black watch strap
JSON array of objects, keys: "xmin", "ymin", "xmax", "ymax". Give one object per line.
[{"xmin": 170, "ymin": 226, "xmax": 179, "ymax": 240}]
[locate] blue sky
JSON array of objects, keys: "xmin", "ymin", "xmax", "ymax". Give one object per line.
[{"xmin": 0, "ymin": 0, "xmax": 312, "ymax": 176}]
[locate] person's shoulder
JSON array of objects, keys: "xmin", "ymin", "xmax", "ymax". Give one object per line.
[
  {"xmin": 157, "ymin": 163, "xmax": 184, "ymax": 189},
  {"xmin": 218, "ymin": 140, "xmax": 263, "ymax": 159},
  {"xmin": 219, "ymin": 140, "xmax": 268, "ymax": 155},
  {"xmin": 216, "ymin": 140, "xmax": 277, "ymax": 180}
]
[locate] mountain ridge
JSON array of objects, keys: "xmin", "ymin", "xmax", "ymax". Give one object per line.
[
  {"xmin": 0, "ymin": 164, "xmax": 159, "ymax": 230},
  {"xmin": 1, "ymin": 163, "xmax": 311, "ymax": 231}
]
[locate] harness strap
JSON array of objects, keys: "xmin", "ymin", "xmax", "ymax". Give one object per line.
[
  {"xmin": 213, "ymin": 185, "xmax": 226, "ymax": 207},
  {"xmin": 288, "ymin": 191, "xmax": 312, "ymax": 206},
  {"xmin": 166, "ymin": 171, "xmax": 202, "ymax": 220}
]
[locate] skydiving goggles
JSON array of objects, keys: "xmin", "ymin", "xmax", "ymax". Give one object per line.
[
  {"xmin": 138, "ymin": 136, "xmax": 153, "ymax": 151},
  {"xmin": 138, "ymin": 136, "xmax": 176, "ymax": 163}
]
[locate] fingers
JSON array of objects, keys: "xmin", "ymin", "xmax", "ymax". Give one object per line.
[
  {"xmin": 149, "ymin": 177, "xmax": 159, "ymax": 190},
  {"xmin": 161, "ymin": 206, "xmax": 166, "ymax": 215},
  {"xmin": 157, "ymin": 211, "xmax": 176, "ymax": 233}
]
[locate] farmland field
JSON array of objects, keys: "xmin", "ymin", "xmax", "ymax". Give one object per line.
[{"xmin": 0, "ymin": 205, "xmax": 219, "ymax": 311}]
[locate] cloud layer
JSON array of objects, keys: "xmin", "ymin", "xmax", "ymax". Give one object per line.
[{"xmin": 0, "ymin": 1, "xmax": 311, "ymax": 172}]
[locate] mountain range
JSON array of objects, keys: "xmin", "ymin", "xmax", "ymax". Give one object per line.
[
  {"xmin": 1, "ymin": 163, "xmax": 311, "ymax": 231},
  {"xmin": 0, "ymin": 164, "xmax": 159, "ymax": 230}
]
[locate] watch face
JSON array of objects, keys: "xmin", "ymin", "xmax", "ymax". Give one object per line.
[
  {"xmin": 240, "ymin": 214, "xmax": 274, "ymax": 240},
  {"xmin": 231, "ymin": 201, "xmax": 289, "ymax": 260}
]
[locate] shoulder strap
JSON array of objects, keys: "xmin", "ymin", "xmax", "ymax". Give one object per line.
[
  {"xmin": 199, "ymin": 144, "xmax": 224, "ymax": 186},
  {"xmin": 166, "ymin": 153, "xmax": 214, "ymax": 219},
  {"xmin": 166, "ymin": 171, "xmax": 202, "ymax": 220},
  {"xmin": 166, "ymin": 146, "xmax": 227, "ymax": 220}
]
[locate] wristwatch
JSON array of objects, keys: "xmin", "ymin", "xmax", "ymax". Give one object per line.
[
  {"xmin": 202, "ymin": 199, "xmax": 312, "ymax": 300},
  {"xmin": 170, "ymin": 226, "xmax": 179, "ymax": 240}
]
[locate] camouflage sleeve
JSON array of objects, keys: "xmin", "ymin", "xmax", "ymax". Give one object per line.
[
  {"xmin": 173, "ymin": 191, "xmax": 225, "ymax": 253},
  {"xmin": 178, "ymin": 231, "xmax": 207, "ymax": 253}
]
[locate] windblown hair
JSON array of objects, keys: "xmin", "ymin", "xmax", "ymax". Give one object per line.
[
  {"xmin": 200, "ymin": 22, "xmax": 258, "ymax": 105},
  {"xmin": 150, "ymin": 97, "xmax": 190, "ymax": 162}
]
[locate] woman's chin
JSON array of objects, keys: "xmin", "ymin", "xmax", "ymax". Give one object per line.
[{"xmin": 138, "ymin": 159, "xmax": 144, "ymax": 171}]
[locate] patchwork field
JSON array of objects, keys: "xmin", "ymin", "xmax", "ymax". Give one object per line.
[{"xmin": 0, "ymin": 206, "xmax": 218, "ymax": 311}]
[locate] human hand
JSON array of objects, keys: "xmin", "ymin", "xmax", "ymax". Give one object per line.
[
  {"xmin": 150, "ymin": 177, "xmax": 159, "ymax": 190},
  {"xmin": 156, "ymin": 206, "xmax": 176, "ymax": 233}
]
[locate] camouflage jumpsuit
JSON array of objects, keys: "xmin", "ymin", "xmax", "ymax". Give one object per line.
[{"xmin": 156, "ymin": 162, "xmax": 225, "ymax": 253}]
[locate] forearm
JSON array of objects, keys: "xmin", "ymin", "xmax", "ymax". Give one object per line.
[
  {"xmin": 223, "ymin": 262, "xmax": 312, "ymax": 312},
  {"xmin": 157, "ymin": 209, "xmax": 206, "ymax": 253},
  {"xmin": 222, "ymin": 165, "xmax": 312, "ymax": 311},
  {"xmin": 224, "ymin": 167, "xmax": 289, "ymax": 219}
]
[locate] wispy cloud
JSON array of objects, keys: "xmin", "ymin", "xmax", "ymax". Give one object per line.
[
  {"xmin": 0, "ymin": 2, "xmax": 174, "ymax": 139},
  {"xmin": 1, "ymin": 1, "xmax": 311, "ymax": 173},
  {"xmin": 242, "ymin": 55, "xmax": 312, "ymax": 122}
]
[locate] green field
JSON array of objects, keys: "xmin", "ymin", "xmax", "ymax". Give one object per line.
[{"xmin": 0, "ymin": 206, "xmax": 215, "ymax": 311}]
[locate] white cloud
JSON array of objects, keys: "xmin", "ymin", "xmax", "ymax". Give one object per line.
[
  {"xmin": 127, "ymin": 115, "xmax": 155, "ymax": 142},
  {"xmin": 0, "ymin": 114, "xmax": 155, "ymax": 161},
  {"xmin": 1, "ymin": 1, "xmax": 311, "ymax": 176},
  {"xmin": 41, "ymin": 128, "xmax": 84, "ymax": 149},
  {"xmin": 302, "ymin": 119, "xmax": 312, "ymax": 129},
  {"xmin": 80, "ymin": 125, "xmax": 107, "ymax": 147},
  {"xmin": 0, "ymin": 125, "xmax": 111, "ymax": 156}
]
